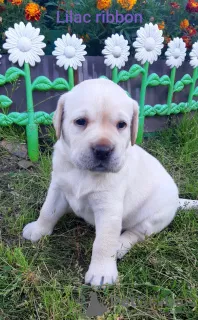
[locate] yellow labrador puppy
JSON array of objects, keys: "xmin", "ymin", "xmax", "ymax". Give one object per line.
[{"xmin": 23, "ymin": 79, "xmax": 197, "ymax": 287}]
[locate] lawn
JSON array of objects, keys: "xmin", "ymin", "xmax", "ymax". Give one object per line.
[{"xmin": 1, "ymin": 114, "xmax": 198, "ymax": 320}]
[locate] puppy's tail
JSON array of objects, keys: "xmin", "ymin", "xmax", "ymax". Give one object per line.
[{"xmin": 179, "ymin": 198, "xmax": 198, "ymax": 210}]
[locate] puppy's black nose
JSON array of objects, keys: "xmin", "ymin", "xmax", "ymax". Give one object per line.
[{"xmin": 92, "ymin": 145, "xmax": 114, "ymax": 161}]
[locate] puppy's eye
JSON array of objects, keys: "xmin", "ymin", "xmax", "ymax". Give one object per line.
[
  {"xmin": 74, "ymin": 118, "xmax": 87, "ymax": 126},
  {"xmin": 117, "ymin": 121, "xmax": 127, "ymax": 130}
]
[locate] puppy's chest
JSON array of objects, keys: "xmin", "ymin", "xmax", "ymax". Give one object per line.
[{"xmin": 56, "ymin": 172, "xmax": 95, "ymax": 225}]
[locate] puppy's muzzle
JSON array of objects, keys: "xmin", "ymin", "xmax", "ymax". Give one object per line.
[{"xmin": 92, "ymin": 144, "xmax": 114, "ymax": 161}]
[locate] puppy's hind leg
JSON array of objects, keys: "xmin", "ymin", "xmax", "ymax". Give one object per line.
[
  {"xmin": 117, "ymin": 203, "xmax": 178, "ymax": 259},
  {"xmin": 23, "ymin": 181, "xmax": 69, "ymax": 242}
]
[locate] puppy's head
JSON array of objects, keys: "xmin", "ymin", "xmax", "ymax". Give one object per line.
[{"xmin": 53, "ymin": 79, "xmax": 139, "ymax": 173}]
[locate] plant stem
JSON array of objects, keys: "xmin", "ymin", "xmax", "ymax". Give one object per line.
[
  {"xmin": 188, "ymin": 67, "xmax": 198, "ymax": 110},
  {"xmin": 136, "ymin": 61, "xmax": 149, "ymax": 144},
  {"xmin": 24, "ymin": 63, "xmax": 39, "ymax": 162},
  {"xmin": 112, "ymin": 67, "xmax": 118, "ymax": 83},
  {"xmin": 167, "ymin": 67, "xmax": 176, "ymax": 115},
  {"xmin": 68, "ymin": 67, "xmax": 74, "ymax": 89}
]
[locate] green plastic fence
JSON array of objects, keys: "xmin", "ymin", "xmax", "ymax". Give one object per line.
[{"xmin": 0, "ymin": 22, "xmax": 197, "ymax": 162}]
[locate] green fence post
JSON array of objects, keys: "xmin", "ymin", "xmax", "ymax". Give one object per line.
[
  {"xmin": 68, "ymin": 66, "xmax": 74, "ymax": 89},
  {"xmin": 167, "ymin": 67, "xmax": 176, "ymax": 115},
  {"xmin": 136, "ymin": 61, "xmax": 149, "ymax": 144},
  {"xmin": 112, "ymin": 67, "xmax": 118, "ymax": 83},
  {"xmin": 24, "ymin": 63, "xmax": 39, "ymax": 162},
  {"xmin": 188, "ymin": 67, "xmax": 198, "ymax": 109}
]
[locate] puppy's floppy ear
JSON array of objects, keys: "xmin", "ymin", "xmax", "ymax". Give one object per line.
[
  {"xmin": 131, "ymin": 100, "xmax": 139, "ymax": 146},
  {"xmin": 53, "ymin": 93, "xmax": 67, "ymax": 139}
]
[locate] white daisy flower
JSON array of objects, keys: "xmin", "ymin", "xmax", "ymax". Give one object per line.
[
  {"xmin": 190, "ymin": 41, "xmax": 198, "ymax": 69},
  {"xmin": 165, "ymin": 38, "xmax": 187, "ymax": 69},
  {"xmin": 133, "ymin": 23, "xmax": 164, "ymax": 65},
  {"xmin": 0, "ymin": 54, "xmax": 2, "ymax": 65},
  {"xmin": 52, "ymin": 34, "xmax": 87, "ymax": 70},
  {"xmin": 102, "ymin": 34, "xmax": 130, "ymax": 69},
  {"xmin": 3, "ymin": 22, "xmax": 46, "ymax": 67}
]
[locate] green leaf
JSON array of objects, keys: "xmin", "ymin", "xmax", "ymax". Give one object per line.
[
  {"xmin": 129, "ymin": 64, "xmax": 144, "ymax": 78},
  {"xmin": 174, "ymin": 81, "xmax": 184, "ymax": 93},
  {"xmin": 52, "ymin": 78, "xmax": 70, "ymax": 91},
  {"xmin": 32, "ymin": 76, "xmax": 53, "ymax": 91},
  {"xmin": 147, "ymin": 73, "xmax": 160, "ymax": 86},
  {"xmin": 160, "ymin": 75, "xmax": 170, "ymax": 86},
  {"xmin": 0, "ymin": 95, "xmax": 13, "ymax": 109},
  {"xmin": 193, "ymin": 87, "xmax": 198, "ymax": 97},
  {"xmin": 5, "ymin": 67, "xmax": 25, "ymax": 83},
  {"xmin": 118, "ymin": 70, "xmax": 130, "ymax": 82},
  {"xmin": 181, "ymin": 74, "xmax": 192, "ymax": 85},
  {"xmin": 0, "ymin": 75, "xmax": 6, "ymax": 86}
]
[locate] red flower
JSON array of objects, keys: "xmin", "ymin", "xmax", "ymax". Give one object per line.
[
  {"xmin": 182, "ymin": 35, "xmax": 192, "ymax": 49},
  {"xmin": 186, "ymin": 0, "xmax": 198, "ymax": 13},
  {"xmin": 0, "ymin": 5, "xmax": 5, "ymax": 12},
  {"xmin": 170, "ymin": 2, "xmax": 180, "ymax": 9},
  {"xmin": 186, "ymin": 26, "xmax": 197, "ymax": 36}
]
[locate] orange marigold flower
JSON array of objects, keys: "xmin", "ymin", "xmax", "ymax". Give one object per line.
[
  {"xmin": 25, "ymin": 3, "xmax": 41, "ymax": 21},
  {"xmin": 180, "ymin": 19, "xmax": 189, "ymax": 29},
  {"xmin": 117, "ymin": 0, "xmax": 137, "ymax": 10},
  {"xmin": 97, "ymin": 0, "xmax": 112, "ymax": 10},
  {"xmin": 186, "ymin": 25, "xmax": 197, "ymax": 36},
  {"xmin": 0, "ymin": 0, "xmax": 4, "ymax": 3},
  {"xmin": 10, "ymin": 0, "xmax": 22, "ymax": 5},
  {"xmin": 182, "ymin": 35, "xmax": 192, "ymax": 49},
  {"xmin": 158, "ymin": 21, "xmax": 165, "ymax": 30}
]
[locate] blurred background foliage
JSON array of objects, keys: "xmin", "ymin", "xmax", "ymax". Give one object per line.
[{"xmin": 0, "ymin": 0, "xmax": 197, "ymax": 57}]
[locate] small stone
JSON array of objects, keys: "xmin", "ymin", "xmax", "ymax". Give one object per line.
[
  {"xmin": 0, "ymin": 140, "xmax": 27, "ymax": 159},
  {"xmin": 18, "ymin": 160, "xmax": 33, "ymax": 170}
]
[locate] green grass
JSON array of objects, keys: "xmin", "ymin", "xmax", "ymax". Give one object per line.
[{"xmin": 1, "ymin": 115, "xmax": 198, "ymax": 320}]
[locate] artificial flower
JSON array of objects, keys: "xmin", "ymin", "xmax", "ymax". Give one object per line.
[
  {"xmin": 186, "ymin": 0, "xmax": 198, "ymax": 13},
  {"xmin": 189, "ymin": 41, "xmax": 198, "ymax": 68},
  {"xmin": 133, "ymin": 23, "xmax": 164, "ymax": 65},
  {"xmin": 182, "ymin": 35, "xmax": 192, "ymax": 49},
  {"xmin": 186, "ymin": 26, "xmax": 197, "ymax": 37},
  {"xmin": 180, "ymin": 19, "xmax": 189, "ymax": 29},
  {"xmin": 102, "ymin": 34, "xmax": 130, "ymax": 69},
  {"xmin": 158, "ymin": 21, "xmax": 165, "ymax": 30},
  {"xmin": 165, "ymin": 37, "xmax": 187, "ymax": 68},
  {"xmin": 52, "ymin": 34, "xmax": 87, "ymax": 70},
  {"xmin": 3, "ymin": 21, "xmax": 46, "ymax": 67},
  {"xmin": 117, "ymin": 0, "xmax": 137, "ymax": 10},
  {"xmin": 97, "ymin": 0, "xmax": 112, "ymax": 10},
  {"xmin": 25, "ymin": 3, "xmax": 41, "ymax": 21}
]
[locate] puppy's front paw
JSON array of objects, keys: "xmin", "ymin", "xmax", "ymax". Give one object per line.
[
  {"xmin": 23, "ymin": 221, "xmax": 53, "ymax": 242},
  {"xmin": 85, "ymin": 261, "xmax": 118, "ymax": 287}
]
